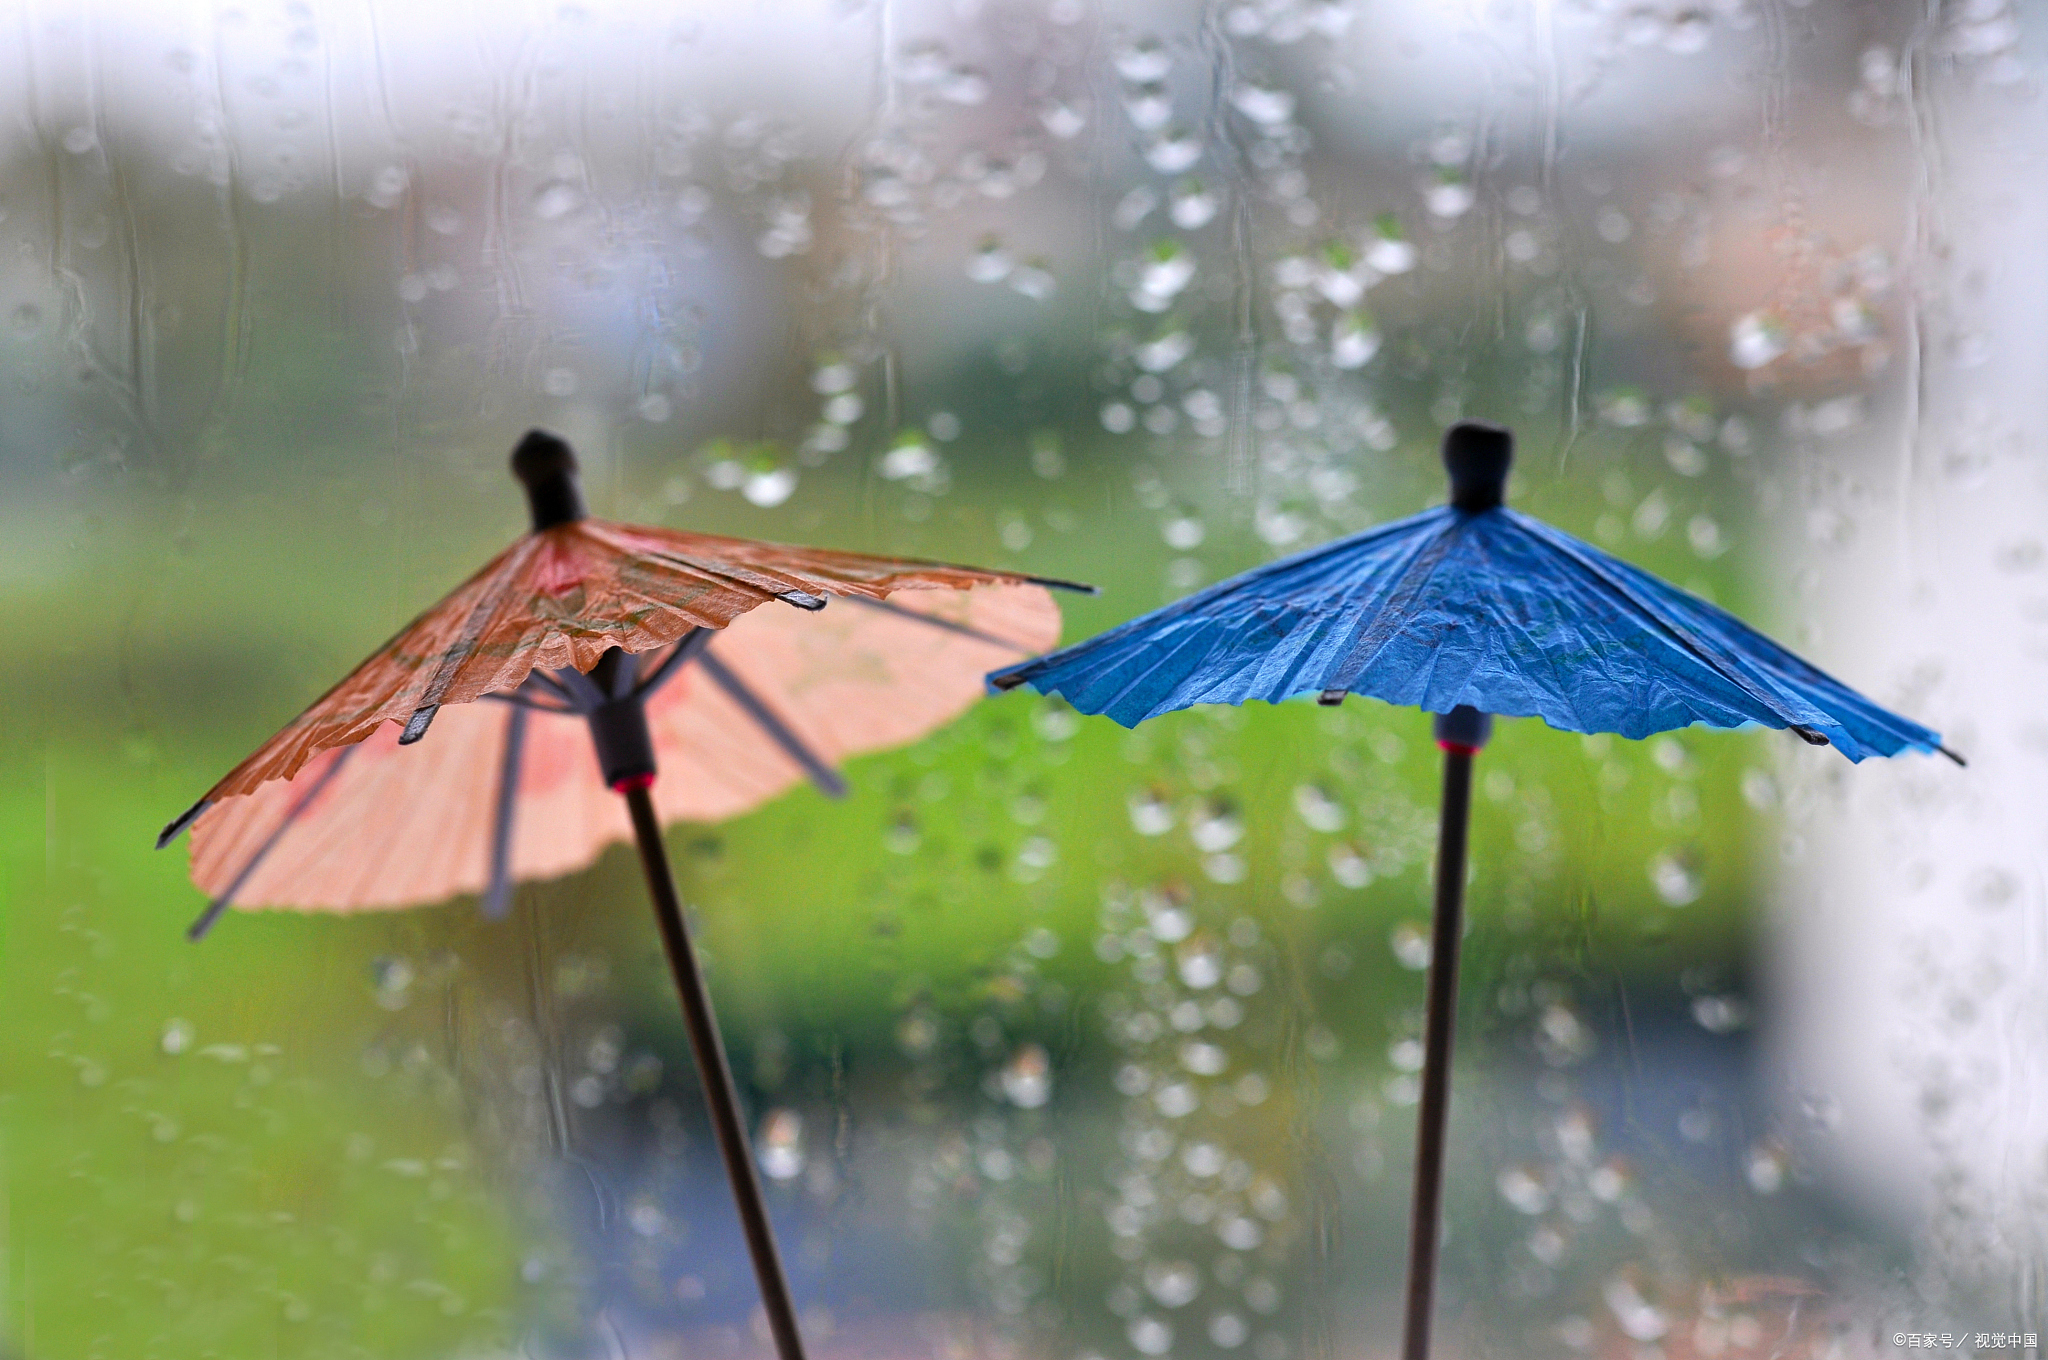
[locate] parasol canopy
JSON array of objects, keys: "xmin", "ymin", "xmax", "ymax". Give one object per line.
[
  {"xmin": 989, "ymin": 422, "xmax": 1954, "ymax": 763},
  {"xmin": 180, "ymin": 578, "xmax": 1058, "ymax": 916}
]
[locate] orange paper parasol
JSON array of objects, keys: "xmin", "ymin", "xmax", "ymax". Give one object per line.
[{"xmin": 157, "ymin": 430, "xmax": 1090, "ymax": 1360}]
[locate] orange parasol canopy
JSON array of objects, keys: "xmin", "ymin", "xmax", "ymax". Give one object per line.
[
  {"xmin": 183, "ymin": 580, "xmax": 1059, "ymax": 913},
  {"xmin": 160, "ymin": 430, "xmax": 1077, "ymax": 924}
]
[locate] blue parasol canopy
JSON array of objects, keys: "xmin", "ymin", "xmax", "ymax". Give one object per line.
[{"xmin": 990, "ymin": 424, "xmax": 1951, "ymax": 764}]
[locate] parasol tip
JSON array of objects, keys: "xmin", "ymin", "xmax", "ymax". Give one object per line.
[
  {"xmin": 511, "ymin": 429, "xmax": 588, "ymax": 531},
  {"xmin": 1443, "ymin": 420, "xmax": 1513, "ymax": 513}
]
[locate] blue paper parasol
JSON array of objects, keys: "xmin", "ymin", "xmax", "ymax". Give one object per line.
[{"xmin": 990, "ymin": 421, "xmax": 1959, "ymax": 1360}]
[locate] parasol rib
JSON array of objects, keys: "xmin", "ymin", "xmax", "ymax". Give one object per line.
[
  {"xmin": 482, "ymin": 703, "xmax": 529, "ymax": 921},
  {"xmin": 695, "ymin": 650, "xmax": 847, "ymax": 798},
  {"xmin": 158, "ymin": 796, "xmax": 212, "ymax": 850},
  {"xmin": 399, "ymin": 705, "xmax": 439, "ymax": 745},
  {"xmin": 841, "ymin": 594, "xmax": 1042, "ymax": 652},
  {"xmin": 550, "ymin": 666, "xmax": 609, "ymax": 713},
  {"xmin": 631, "ymin": 627, "xmax": 715, "ymax": 703},
  {"xmin": 1317, "ymin": 519, "xmax": 1468, "ymax": 700},
  {"xmin": 186, "ymin": 744, "xmax": 360, "ymax": 941},
  {"xmin": 478, "ymin": 690, "xmax": 576, "ymax": 714}
]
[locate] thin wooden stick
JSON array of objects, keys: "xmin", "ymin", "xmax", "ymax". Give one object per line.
[
  {"xmin": 1401, "ymin": 743, "xmax": 1474, "ymax": 1360},
  {"xmin": 622, "ymin": 784, "xmax": 809, "ymax": 1360}
]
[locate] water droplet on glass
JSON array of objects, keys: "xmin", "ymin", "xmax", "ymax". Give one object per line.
[
  {"xmin": 1312, "ymin": 242, "xmax": 1367, "ymax": 307},
  {"xmin": 1009, "ymin": 260, "xmax": 1057, "ymax": 300},
  {"xmin": 743, "ymin": 468, "xmax": 796, "ymax": 507},
  {"xmin": 1169, "ymin": 179, "xmax": 1219, "ymax": 229},
  {"xmin": 1114, "ymin": 39, "xmax": 1172, "ymax": 83},
  {"xmin": 1648, "ymin": 852, "xmax": 1702, "ymax": 906},
  {"xmin": 1729, "ymin": 310, "xmax": 1788, "ymax": 368},
  {"xmin": 1204, "ymin": 853, "xmax": 1247, "ymax": 884},
  {"xmin": 1331, "ymin": 311, "xmax": 1380, "ymax": 369},
  {"xmin": 1128, "ymin": 1315, "xmax": 1174, "ymax": 1355},
  {"xmin": 811, "ymin": 359, "xmax": 858, "ymax": 395},
  {"xmin": 1966, "ymin": 866, "xmax": 2019, "ymax": 910},
  {"xmin": 1355, "ymin": 213, "xmax": 1412, "ymax": 270},
  {"xmin": 1536, "ymin": 1002, "xmax": 1593, "ymax": 1065},
  {"xmin": 1135, "ymin": 329, "xmax": 1195, "ymax": 373},
  {"xmin": 1144, "ymin": 131, "xmax": 1203, "ymax": 174},
  {"xmin": 1157, "ymin": 513, "xmax": 1204, "ymax": 551},
  {"xmin": 1230, "ymin": 84, "xmax": 1295, "ymax": 127},
  {"xmin": 1498, "ymin": 1165, "xmax": 1551, "ymax": 1214},
  {"xmin": 758, "ymin": 1109, "xmax": 804, "ymax": 1180},
  {"xmin": 1000, "ymin": 1043, "xmax": 1052, "ymax": 1108},
  {"xmin": 1124, "ymin": 82, "xmax": 1174, "ymax": 131},
  {"xmin": 1126, "ymin": 787, "xmax": 1176, "ymax": 836},
  {"xmin": 1177, "ymin": 936, "xmax": 1223, "ymax": 989},
  {"xmin": 1588, "ymin": 1159, "xmax": 1628, "ymax": 1203},
  {"xmin": 1189, "ymin": 798, "xmax": 1242, "ymax": 852},
  {"xmin": 1389, "ymin": 923, "xmax": 1431, "ymax": 970},
  {"xmin": 1692, "ymin": 994, "xmax": 1749, "ymax": 1034},
  {"xmin": 879, "ymin": 435, "xmax": 940, "ymax": 482},
  {"xmin": 967, "ymin": 237, "xmax": 1014, "ymax": 284},
  {"xmin": 1038, "ymin": 98, "xmax": 1088, "ymax": 139},
  {"xmin": 1114, "ymin": 185, "xmax": 1159, "ymax": 232},
  {"xmin": 1217, "ymin": 1214, "xmax": 1263, "ymax": 1249},
  {"xmin": 1662, "ymin": 435, "xmax": 1707, "ymax": 476},
  {"xmin": 1603, "ymin": 1277, "xmax": 1670, "ymax": 1342},
  {"xmin": 1666, "ymin": 11, "xmax": 1712, "ymax": 53},
  {"xmin": 531, "ymin": 181, "xmax": 582, "ymax": 220},
  {"xmin": 1424, "ymin": 172, "xmax": 1474, "ymax": 218},
  {"xmin": 940, "ymin": 66, "xmax": 989, "ymax": 104},
  {"xmin": 1146, "ymin": 1260, "xmax": 1202, "ymax": 1308},
  {"xmin": 372, "ymin": 956, "xmax": 414, "ymax": 1010},
  {"xmin": 1144, "ymin": 888, "xmax": 1193, "ymax": 943},
  {"xmin": 1328, "ymin": 843, "xmax": 1373, "ymax": 889},
  {"xmin": 1798, "ymin": 1090, "xmax": 1843, "ymax": 1132},
  {"xmin": 1211, "ymin": 1312, "xmax": 1249, "ymax": 1347},
  {"xmin": 1632, "ymin": 489, "xmax": 1671, "ymax": 539},
  {"xmin": 1133, "ymin": 239, "xmax": 1197, "ymax": 311}
]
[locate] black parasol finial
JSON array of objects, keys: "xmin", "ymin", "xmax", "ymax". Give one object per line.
[
  {"xmin": 1443, "ymin": 420, "xmax": 1513, "ymax": 513},
  {"xmin": 511, "ymin": 429, "xmax": 588, "ymax": 531}
]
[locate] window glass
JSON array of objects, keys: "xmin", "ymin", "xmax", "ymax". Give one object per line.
[{"xmin": 2, "ymin": 1, "xmax": 2035, "ymax": 1356}]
